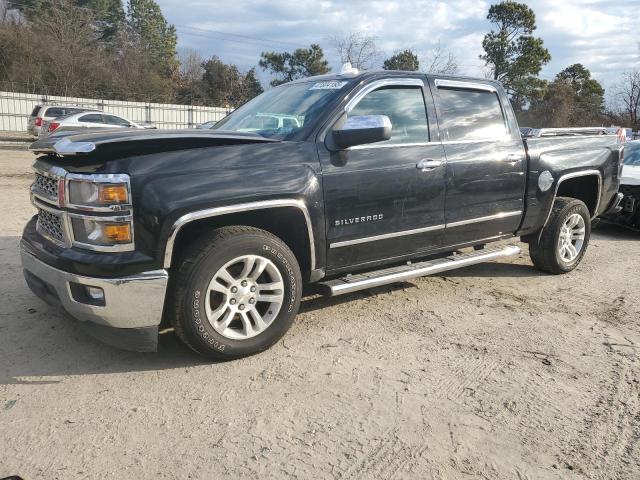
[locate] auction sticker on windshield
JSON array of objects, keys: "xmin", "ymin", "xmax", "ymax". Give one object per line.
[{"xmin": 309, "ymin": 81, "xmax": 348, "ymax": 90}]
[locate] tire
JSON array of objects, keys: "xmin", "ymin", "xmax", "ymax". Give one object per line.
[
  {"xmin": 168, "ymin": 226, "xmax": 302, "ymax": 359},
  {"xmin": 528, "ymin": 197, "xmax": 591, "ymax": 274}
]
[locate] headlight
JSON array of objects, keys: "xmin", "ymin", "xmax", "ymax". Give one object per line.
[
  {"xmin": 68, "ymin": 179, "xmax": 130, "ymax": 208},
  {"xmin": 71, "ymin": 217, "xmax": 133, "ymax": 247}
]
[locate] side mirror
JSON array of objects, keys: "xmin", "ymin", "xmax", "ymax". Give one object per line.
[{"xmin": 332, "ymin": 115, "xmax": 392, "ymax": 149}]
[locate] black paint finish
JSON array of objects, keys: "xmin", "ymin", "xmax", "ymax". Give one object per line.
[{"xmin": 23, "ymin": 71, "xmax": 622, "ymax": 282}]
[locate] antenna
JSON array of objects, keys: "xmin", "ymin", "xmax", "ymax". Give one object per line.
[{"xmin": 340, "ymin": 62, "xmax": 359, "ymax": 75}]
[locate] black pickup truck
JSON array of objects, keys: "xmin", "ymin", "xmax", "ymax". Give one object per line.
[{"xmin": 22, "ymin": 70, "xmax": 624, "ymax": 358}]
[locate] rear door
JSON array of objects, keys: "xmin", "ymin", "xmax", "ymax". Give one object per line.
[
  {"xmin": 319, "ymin": 77, "xmax": 447, "ymax": 270},
  {"xmin": 431, "ymin": 79, "xmax": 526, "ymax": 246}
]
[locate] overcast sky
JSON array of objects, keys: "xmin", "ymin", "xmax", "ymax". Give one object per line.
[{"xmin": 158, "ymin": 0, "xmax": 640, "ymax": 95}]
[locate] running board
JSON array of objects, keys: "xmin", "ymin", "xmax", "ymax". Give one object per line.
[{"xmin": 317, "ymin": 245, "xmax": 521, "ymax": 296}]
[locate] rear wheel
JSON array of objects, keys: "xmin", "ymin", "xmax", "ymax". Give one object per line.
[
  {"xmin": 169, "ymin": 226, "xmax": 302, "ymax": 359},
  {"xmin": 528, "ymin": 197, "xmax": 591, "ymax": 274}
]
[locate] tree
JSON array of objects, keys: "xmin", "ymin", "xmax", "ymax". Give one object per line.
[
  {"xmin": 613, "ymin": 70, "xmax": 640, "ymax": 130},
  {"xmin": 127, "ymin": 0, "xmax": 177, "ymax": 77},
  {"xmin": 330, "ymin": 31, "xmax": 380, "ymax": 70},
  {"xmin": 259, "ymin": 44, "xmax": 330, "ymax": 86},
  {"xmin": 201, "ymin": 56, "xmax": 263, "ymax": 108},
  {"xmin": 556, "ymin": 63, "xmax": 604, "ymax": 125},
  {"xmin": 480, "ymin": 1, "xmax": 550, "ymax": 108},
  {"xmin": 383, "ymin": 50, "xmax": 419, "ymax": 71},
  {"xmin": 76, "ymin": 0, "xmax": 125, "ymax": 43},
  {"xmin": 425, "ymin": 42, "xmax": 458, "ymax": 74}
]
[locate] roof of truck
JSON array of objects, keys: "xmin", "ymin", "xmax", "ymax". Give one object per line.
[{"xmin": 289, "ymin": 69, "xmax": 503, "ymax": 88}]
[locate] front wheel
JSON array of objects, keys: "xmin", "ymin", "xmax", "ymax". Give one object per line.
[
  {"xmin": 169, "ymin": 226, "xmax": 302, "ymax": 359},
  {"xmin": 528, "ymin": 197, "xmax": 591, "ymax": 274}
]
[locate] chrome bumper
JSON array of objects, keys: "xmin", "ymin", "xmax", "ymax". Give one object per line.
[{"xmin": 20, "ymin": 246, "xmax": 168, "ymax": 330}]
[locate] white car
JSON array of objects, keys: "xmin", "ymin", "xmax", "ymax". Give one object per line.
[
  {"xmin": 41, "ymin": 112, "xmax": 146, "ymax": 136},
  {"xmin": 621, "ymin": 140, "xmax": 640, "ymax": 186},
  {"xmin": 28, "ymin": 105, "xmax": 101, "ymax": 136},
  {"xmin": 607, "ymin": 140, "xmax": 640, "ymax": 229}
]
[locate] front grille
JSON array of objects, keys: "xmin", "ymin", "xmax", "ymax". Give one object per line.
[
  {"xmin": 33, "ymin": 173, "xmax": 59, "ymax": 200},
  {"xmin": 36, "ymin": 208, "xmax": 65, "ymax": 244}
]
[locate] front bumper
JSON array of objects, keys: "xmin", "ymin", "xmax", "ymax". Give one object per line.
[{"xmin": 21, "ymin": 243, "xmax": 169, "ymax": 352}]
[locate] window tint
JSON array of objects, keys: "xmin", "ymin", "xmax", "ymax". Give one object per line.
[
  {"xmin": 282, "ymin": 117, "xmax": 298, "ymax": 129},
  {"xmin": 349, "ymin": 86, "xmax": 428, "ymax": 145},
  {"xmin": 104, "ymin": 115, "xmax": 131, "ymax": 126},
  {"xmin": 437, "ymin": 88, "xmax": 507, "ymax": 141},
  {"xmin": 624, "ymin": 144, "xmax": 640, "ymax": 166},
  {"xmin": 31, "ymin": 106, "xmax": 41, "ymax": 116},
  {"xmin": 45, "ymin": 107, "xmax": 66, "ymax": 117},
  {"xmin": 79, "ymin": 114, "xmax": 104, "ymax": 123}
]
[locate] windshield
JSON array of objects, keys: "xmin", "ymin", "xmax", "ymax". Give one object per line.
[
  {"xmin": 213, "ymin": 80, "xmax": 351, "ymax": 140},
  {"xmin": 624, "ymin": 143, "xmax": 640, "ymax": 166}
]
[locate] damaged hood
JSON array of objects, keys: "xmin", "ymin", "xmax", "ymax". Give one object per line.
[
  {"xmin": 621, "ymin": 164, "xmax": 640, "ymax": 186},
  {"xmin": 29, "ymin": 128, "xmax": 279, "ymax": 156}
]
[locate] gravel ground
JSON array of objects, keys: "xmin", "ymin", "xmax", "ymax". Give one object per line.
[{"xmin": 1, "ymin": 149, "xmax": 639, "ymax": 480}]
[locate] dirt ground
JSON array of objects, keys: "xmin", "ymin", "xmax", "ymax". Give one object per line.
[{"xmin": 1, "ymin": 149, "xmax": 639, "ymax": 480}]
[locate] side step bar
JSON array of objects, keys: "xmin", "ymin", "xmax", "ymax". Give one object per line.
[{"xmin": 317, "ymin": 245, "xmax": 521, "ymax": 296}]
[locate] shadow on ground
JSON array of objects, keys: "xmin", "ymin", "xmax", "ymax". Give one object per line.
[{"xmin": 2, "ymin": 223, "xmax": 635, "ymax": 384}]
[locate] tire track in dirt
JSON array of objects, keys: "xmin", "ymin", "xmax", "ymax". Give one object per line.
[{"xmin": 338, "ymin": 427, "xmax": 432, "ymax": 480}]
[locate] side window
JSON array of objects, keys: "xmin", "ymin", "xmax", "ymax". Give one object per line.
[
  {"xmin": 45, "ymin": 107, "xmax": 64, "ymax": 117},
  {"xmin": 349, "ymin": 86, "xmax": 429, "ymax": 145},
  {"xmin": 104, "ymin": 115, "xmax": 131, "ymax": 126},
  {"xmin": 437, "ymin": 88, "xmax": 507, "ymax": 141},
  {"xmin": 79, "ymin": 114, "xmax": 104, "ymax": 123}
]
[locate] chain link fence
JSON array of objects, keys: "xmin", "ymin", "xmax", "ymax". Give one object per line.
[{"xmin": 0, "ymin": 83, "xmax": 232, "ymax": 133}]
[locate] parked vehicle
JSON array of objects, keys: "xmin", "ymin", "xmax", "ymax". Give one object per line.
[
  {"xmin": 23, "ymin": 70, "xmax": 624, "ymax": 359},
  {"xmin": 27, "ymin": 105, "xmax": 101, "ymax": 136},
  {"xmin": 603, "ymin": 140, "xmax": 640, "ymax": 229},
  {"xmin": 41, "ymin": 112, "xmax": 145, "ymax": 136}
]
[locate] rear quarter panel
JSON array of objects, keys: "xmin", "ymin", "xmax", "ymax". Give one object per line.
[{"xmin": 518, "ymin": 136, "xmax": 622, "ymax": 235}]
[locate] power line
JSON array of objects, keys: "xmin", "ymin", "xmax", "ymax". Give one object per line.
[{"xmin": 173, "ymin": 24, "xmax": 302, "ymax": 49}]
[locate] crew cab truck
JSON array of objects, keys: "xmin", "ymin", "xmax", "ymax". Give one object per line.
[{"xmin": 22, "ymin": 70, "xmax": 624, "ymax": 358}]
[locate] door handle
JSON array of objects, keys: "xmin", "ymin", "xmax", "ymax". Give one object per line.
[
  {"xmin": 416, "ymin": 159, "xmax": 444, "ymax": 171},
  {"xmin": 504, "ymin": 153, "xmax": 522, "ymax": 163}
]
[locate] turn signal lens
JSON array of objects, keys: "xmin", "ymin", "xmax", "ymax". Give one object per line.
[
  {"xmin": 99, "ymin": 185, "xmax": 128, "ymax": 204},
  {"xmin": 102, "ymin": 223, "xmax": 132, "ymax": 242},
  {"xmin": 71, "ymin": 218, "xmax": 133, "ymax": 247}
]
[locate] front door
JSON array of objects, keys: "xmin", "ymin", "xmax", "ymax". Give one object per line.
[
  {"xmin": 318, "ymin": 78, "xmax": 447, "ymax": 271},
  {"xmin": 431, "ymin": 79, "xmax": 526, "ymax": 246}
]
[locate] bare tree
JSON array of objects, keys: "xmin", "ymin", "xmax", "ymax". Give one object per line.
[
  {"xmin": 330, "ymin": 31, "xmax": 380, "ymax": 70},
  {"xmin": 179, "ymin": 48, "xmax": 204, "ymax": 84},
  {"xmin": 425, "ymin": 41, "xmax": 458, "ymax": 75},
  {"xmin": 613, "ymin": 70, "xmax": 640, "ymax": 129}
]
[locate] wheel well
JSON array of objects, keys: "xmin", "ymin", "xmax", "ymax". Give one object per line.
[
  {"xmin": 556, "ymin": 175, "xmax": 599, "ymax": 216},
  {"xmin": 169, "ymin": 207, "xmax": 312, "ymax": 277}
]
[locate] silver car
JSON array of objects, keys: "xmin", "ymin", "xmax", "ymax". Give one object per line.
[
  {"xmin": 27, "ymin": 105, "xmax": 101, "ymax": 136},
  {"xmin": 41, "ymin": 112, "xmax": 145, "ymax": 136}
]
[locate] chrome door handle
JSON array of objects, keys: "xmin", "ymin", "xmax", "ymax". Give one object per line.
[
  {"xmin": 416, "ymin": 159, "xmax": 444, "ymax": 171},
  {"xmin": 504, "ymin": 153, "xmax": 522, "ymax": 163}
]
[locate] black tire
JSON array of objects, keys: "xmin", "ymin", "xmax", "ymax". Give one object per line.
[
  {"xmin": 528, "ymin": 197, "xmax": 591, "ymax": 274},
  {"xmin": 168, "ymin": 226, "xmax": 302, "ymax": 359}
]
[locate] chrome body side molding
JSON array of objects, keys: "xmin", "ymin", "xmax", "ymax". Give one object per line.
[
  {"xmin": 445, "ymin": 210, "xmax": 522, "ymax": 228},
  {"xmin": 164, "ymin": 199, "xmax": 316, "ymax": 270},
  {"xmin": 329, "ymin": 211, "xmax": 522, "ymax": 248},
  {"xmin": 330, "ymin": 224, "xmax": 446, "ymax": 249}
]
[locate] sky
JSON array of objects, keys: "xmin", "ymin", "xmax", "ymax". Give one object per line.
[{"xmin": 158, "ymin": 0, "xmax": 640, "ymax": 98}]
